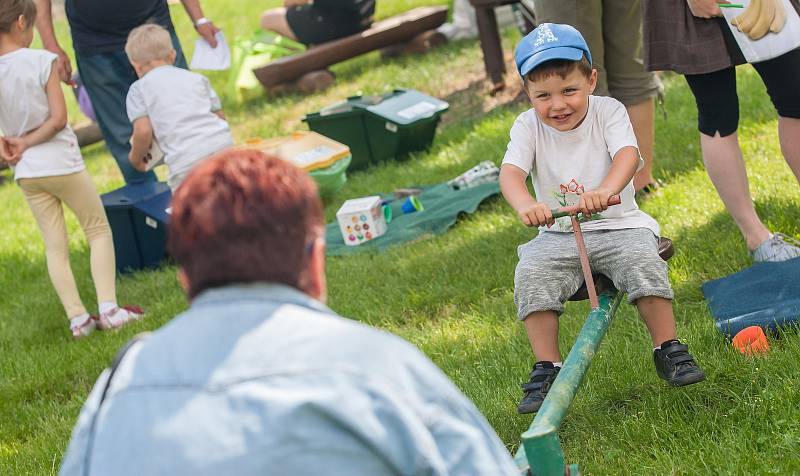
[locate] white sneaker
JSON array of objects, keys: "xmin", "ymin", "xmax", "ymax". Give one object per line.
[
  {"xmin": 70, "ymin": 315, "xmax": 97, "ymax": 340},
  {"xmin": 96, "ymin": 306, "xmax": 144, "ymax": 331},
  {"xmin": 752, "ymin": 233, "xmax": 800, "ymax": 262}
]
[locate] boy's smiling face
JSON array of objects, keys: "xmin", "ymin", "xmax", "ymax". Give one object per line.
[{"xmin": 525, "ymin": 67, "xmax": 598, "ymax": 132}]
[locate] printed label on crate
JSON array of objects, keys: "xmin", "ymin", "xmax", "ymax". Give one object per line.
[
  {"xmin": 290, "ymin": 146, "xmax": 336, "ymax": 168},
  {"xmin": 397, "ymin": 101, "xmax": 438, "ymax": 120},
  {"xmin": 385, "ymin": 122, "xmax": 398, "ymax": 133},
  {"xmin": 145, "ymin": 217, "xmax": 158, "ymax": 229}
]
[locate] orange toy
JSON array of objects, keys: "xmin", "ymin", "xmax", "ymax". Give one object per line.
[{"xmin": 732, "ymin": 326, "xmax": 770, "ymax": 355}]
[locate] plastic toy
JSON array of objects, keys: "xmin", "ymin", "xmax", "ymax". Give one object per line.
[
  {"xmin": 336, "ymin": 196, "xmax": 392, "ymax": 246},
  {"xmin": 732, "ymin": 325, "xmax": 770, "ymax": 355}
]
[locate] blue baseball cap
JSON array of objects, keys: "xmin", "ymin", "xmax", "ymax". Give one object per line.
[{"xmin": 515, "ymin": 23, "xmax": 592, "ymax": 77}]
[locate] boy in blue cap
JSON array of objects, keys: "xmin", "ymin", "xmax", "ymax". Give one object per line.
[{"xmin": 499, "ymin": 23, "xmax": 705, "ymax": 414}]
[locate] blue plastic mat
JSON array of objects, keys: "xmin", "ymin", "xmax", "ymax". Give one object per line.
[{"xmin": 702, "ymin": 257, "xmax": 800, "ymax": 338}]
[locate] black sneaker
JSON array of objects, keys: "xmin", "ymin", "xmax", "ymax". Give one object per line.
[
  {"xmin": 517, "ymin": 361, "xmax": 560, "ymax": 414},
  {"xmin": 653, "ymin": 339, "xmax": 705, "ymax": 387}
]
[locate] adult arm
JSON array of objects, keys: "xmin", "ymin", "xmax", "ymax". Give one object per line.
[
  {"xmin": 179, "ymin": 0, "xmax": 220, "ymax": 47},
  {"xmin": 33, "ymin": 0, "xmax": 72, "ymax": 82}
]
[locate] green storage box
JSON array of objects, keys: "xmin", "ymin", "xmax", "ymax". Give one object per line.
[{"xmin": 303, "ymin": 89, "xmax": 448, "ymax": 171}]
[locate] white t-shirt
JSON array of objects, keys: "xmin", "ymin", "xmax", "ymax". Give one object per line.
[
  {"xmin": 502, "ymin": 95, "xmax": 659, "ymax": 236},
  {"xmin": 126, "ymin": 65, "xmax": 233, "ymax": 182},
  {"xmin": 0, "ymin": 49, "xmax": 84, "ymax": 180}
]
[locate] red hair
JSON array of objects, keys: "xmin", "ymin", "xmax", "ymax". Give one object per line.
[{"xmin": 168, "ymin": 149, "xmax": 323, "ymax": 299}]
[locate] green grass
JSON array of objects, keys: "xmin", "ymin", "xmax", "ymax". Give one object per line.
[{"xmin": 3, "ymin": 2, "xmax": 800, "ymax": 474}]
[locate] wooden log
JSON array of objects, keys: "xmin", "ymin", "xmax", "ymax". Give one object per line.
[
  {"xmin": 254, "ymin": 6, "xmax": 448, "ymax": 88},
  {"xmin": 380, "ymin": 30, "xmax": 448, "ymax": 58},
  {"xmin": 296, "ymin": 70, "xmax": 336, "ymax": 93},
  {"xmin": 74, "ymin": 122, "xmax": 103, "ymax": 148}
]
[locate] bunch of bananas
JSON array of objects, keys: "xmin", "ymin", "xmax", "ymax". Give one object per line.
[{"xmin": 730, "ymin": 0, "xmax": 786, "ymax": 40}]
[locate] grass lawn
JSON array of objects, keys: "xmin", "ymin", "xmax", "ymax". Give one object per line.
[{"xmin": 2, "ymin": 1, "xmax": 800, "ymax": 474}]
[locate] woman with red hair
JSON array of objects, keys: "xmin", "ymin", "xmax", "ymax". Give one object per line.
[{"xmin": 59, "ymin": 149, "xmax": 518, "ymax": 476}]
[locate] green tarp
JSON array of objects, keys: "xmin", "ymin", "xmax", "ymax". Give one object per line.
[{"xmin": 325, "ymin": 181, "xmax": 500, "ymax": 256}]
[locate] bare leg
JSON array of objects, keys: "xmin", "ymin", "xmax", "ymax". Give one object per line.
[
  {"xmin": 523, "ymin": 311, "xmax": 561, "ymax": 362},
  {"xmin": 778, "ymin": 116, "xmax": 800, "ymax": 184},
  {"xmin": 700, "ymin": 131, "xmax": 771, "ymax": 250},
  {"xmin": 635, "ymin": 296, "xmax": 677, "ymax": 347},
  {"xmin": 627, "ymin": 98, "xmax": 656, "ymax": 191},
  {"xmin": 260, "ymin": 7, "xmax": 299, "ymax": 41}
]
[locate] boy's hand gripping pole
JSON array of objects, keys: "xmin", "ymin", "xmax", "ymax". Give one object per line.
[{"xmin": 551, "ymin": 195, "xmax": 621, "ymax": 309}]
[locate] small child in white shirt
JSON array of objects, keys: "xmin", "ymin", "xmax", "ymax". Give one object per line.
[
  {"xmin": 499, "ymin": 24, "xmax": 705, "ymax": 415},
  {"xmin": 0, "ymin": 0, "xmax": 142, "ymax": 338},
  {"xmin": 125, "ymin": 23, "xmax": 233, "ymax": 192}
]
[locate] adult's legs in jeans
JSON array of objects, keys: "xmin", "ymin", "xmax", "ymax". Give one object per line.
[
  {"xmin": 751, "ymin": 48, "xmax": 800, "ymax": 184},
  {"xmin": 685, "ymin": 68, "xmax": 771, "ymax": 250},
  {"xmin": 76, "ymin": 50, "xmax": 156, "ymax": 184},
  {"xmin": 74, "ymin": 32, "xmax": 187, "ymax": 184}
]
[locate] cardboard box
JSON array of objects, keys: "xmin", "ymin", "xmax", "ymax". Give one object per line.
[{"xmin": 336, "ymin": 196, "xmax": 389, "ymax": 246}]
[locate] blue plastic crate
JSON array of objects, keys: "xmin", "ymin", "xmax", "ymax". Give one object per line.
[
  {"xmin": 101, "ymin": 182, "xmax": 169, "ymax": 273},
  {"xmin": 131, "ymin": 189, "xmax": 172, "ymax": 269}
]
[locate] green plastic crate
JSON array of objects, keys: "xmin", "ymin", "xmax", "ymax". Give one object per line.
[
  {"xmin": 303, "ymin": 89, "xmax": 448, "ymax": 171},
  {"xmin": 303, "ymin": 95, "xmax": 380, "ymax": 171},
  {"xmin": 363, "ymin": 89, "xmax": 448, "ymax": 162},
  {"xmin": 310, "ymin": 155, "xmax": 352, "ymax": 199}
]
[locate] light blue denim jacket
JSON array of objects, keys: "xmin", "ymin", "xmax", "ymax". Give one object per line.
[{"xmin": 59, "ymin": 284, "xmax": 517, "ymax": 476}]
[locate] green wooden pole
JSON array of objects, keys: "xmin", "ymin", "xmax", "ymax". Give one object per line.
[{"xmin": 515, "ymin": 291, "xmax": 622, "ymax": 476}]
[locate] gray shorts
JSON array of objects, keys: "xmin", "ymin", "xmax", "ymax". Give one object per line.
[{"xmin": 514, "ymin": 228, "xmax": 673, "ymax": 319}]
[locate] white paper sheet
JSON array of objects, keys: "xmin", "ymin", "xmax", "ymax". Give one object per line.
[{"xmin": 190, "ymin": 31, "xmax": 231, "ymax": 70}]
